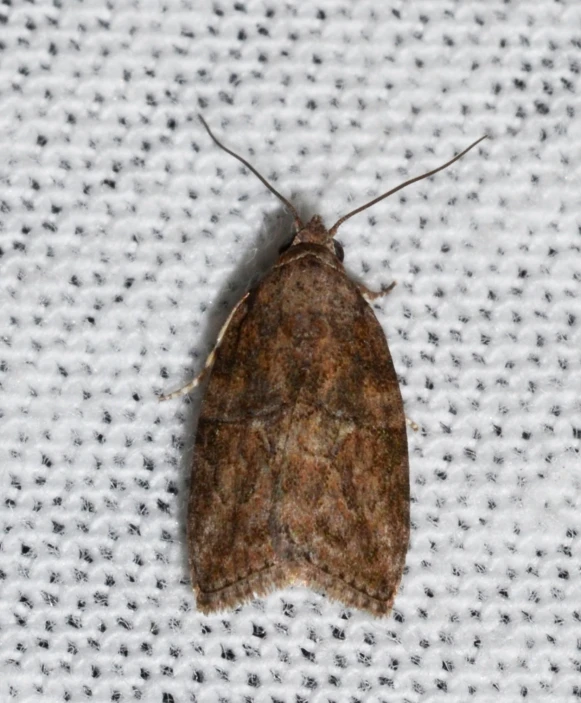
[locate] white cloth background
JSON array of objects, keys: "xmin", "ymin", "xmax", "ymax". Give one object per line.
[{"xmin": 1, "ymin": 1, "xmax": 579, "ymax": 701}]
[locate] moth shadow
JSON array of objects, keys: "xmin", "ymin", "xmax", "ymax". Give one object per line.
[{"xmin": 173, "ymin": 205, "xmax": 301, "ymax": 577}]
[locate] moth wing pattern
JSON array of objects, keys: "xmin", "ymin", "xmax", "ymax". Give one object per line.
[{"xmin": 188, "ymin": 249, "xmax": 409, "ymax": 615}]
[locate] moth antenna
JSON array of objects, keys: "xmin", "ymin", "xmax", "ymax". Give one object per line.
[
  {"xmin": 329, "ymin": 135, "xmax": 488, "ymax": 237},
  {"xmin": 198, "ymin": 114, "xmax": 303, "ymax": 230}
]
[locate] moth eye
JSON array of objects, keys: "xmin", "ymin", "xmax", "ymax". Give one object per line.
[
  {"xmin": 333, "ymin": 239, "xmax": 345, "ymax": 262},
  {"xmin": 278, "ymin": 237, "xmax": 294, "ymax": 254}
]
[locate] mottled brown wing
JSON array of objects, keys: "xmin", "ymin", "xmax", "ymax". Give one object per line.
[{"xmin": 189, "ymin": 253, "xmax": 409, "ymax": 615}]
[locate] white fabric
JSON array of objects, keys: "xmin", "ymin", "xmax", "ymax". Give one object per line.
[{"xmin": 1, "ymin": 0, "xmax": 579, "ymax": 700}]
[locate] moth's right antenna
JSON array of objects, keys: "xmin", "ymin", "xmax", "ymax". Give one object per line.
[
  {"xmin": 329, "ymin": 135, "xmax": 488, "ymax": 237},
  {"xmin": 198, "ymin": 115, "xmax": 303, "ymax": 231}
]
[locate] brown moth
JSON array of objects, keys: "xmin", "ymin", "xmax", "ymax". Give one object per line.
[{"xmin": 164, "ymin": 118, "xmax": 486, "ymax": 616}]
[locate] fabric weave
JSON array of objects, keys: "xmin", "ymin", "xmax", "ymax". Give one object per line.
[{"xmin": 0, "ymin": 1, "xmax": 579, "ymax": 701}]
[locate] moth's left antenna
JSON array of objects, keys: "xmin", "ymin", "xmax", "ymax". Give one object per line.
[{"xmin": 198, "ymin": 115, "xmax": 303, "ymax": 230}]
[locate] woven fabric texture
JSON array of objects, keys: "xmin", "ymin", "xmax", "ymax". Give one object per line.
[{"xmin": 0, "ymin": 1, "xmax": 579, "ymax": 701}]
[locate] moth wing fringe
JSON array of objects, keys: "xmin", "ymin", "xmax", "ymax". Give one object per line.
[{"xmin": 194, "ymin": 560, "xmax": 398, "ymax": 616}]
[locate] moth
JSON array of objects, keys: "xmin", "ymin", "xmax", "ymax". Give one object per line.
[{"xmin": 164, "ymin": 118, "xmax": 486, "ymax": 616}]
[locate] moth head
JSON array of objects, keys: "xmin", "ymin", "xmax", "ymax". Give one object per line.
[{"xmin": 286, "ymin": 215, "xmax": 344, "ymax": 261}]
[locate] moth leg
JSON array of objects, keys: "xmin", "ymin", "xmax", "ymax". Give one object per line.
[
  {"xmin": 406, "ymin": 417, "xmax": 420, "ymax": 432},
  {"xmin": 358, "ymin": 280, "xmax": 396, "ymax": 300},
  {"xmin": 159, "ymin": 292, "xmax": 249, "ymax": 402}
]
